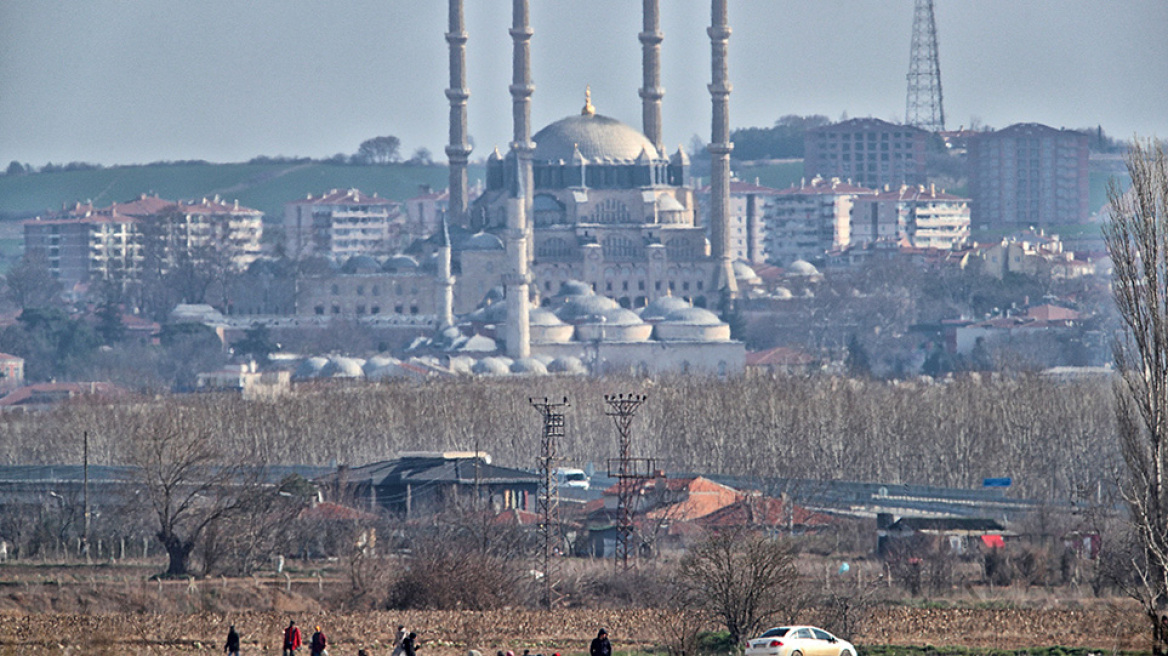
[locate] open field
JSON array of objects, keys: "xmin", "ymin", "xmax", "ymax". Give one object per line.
[{"xmin": 0, "ymin": 560, "xmax": 1151, "ymax": 656}]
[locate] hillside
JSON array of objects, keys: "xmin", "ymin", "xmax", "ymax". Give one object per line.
[{"xmin": 0, "ymin": 161, "xmax": 485, "ymax": 223}]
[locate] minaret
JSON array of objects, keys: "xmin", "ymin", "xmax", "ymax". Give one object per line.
[
  {"xmin": 445, "ymin": 0, "xmax": 472, "ymax": 225},
  {"xmin": 437, "ymin": 216, "xmax": 455, "ymax": 328},
  {"xmin": 639, "ymin": 0, "xmax": 664, "ymax": 154},
  {"xmin": 708, "ymin": 0, "xmax": 738, "ymax": 310},
  {"xmin": 503, "ymin": 0, "xmax": 534, "ymax": 358}
]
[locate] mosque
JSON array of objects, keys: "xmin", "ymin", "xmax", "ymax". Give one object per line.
[
  {"xmin": 426, "ymin": 0, "xmax": 747, "ymax": 375},
  {"xmin": 263, "ymin": 1, "xmax": 747, "ymax": 377}
]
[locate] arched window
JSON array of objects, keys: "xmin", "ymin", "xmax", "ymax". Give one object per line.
[
  {"xmin": 604, "ymin": 235, "xmax": 639, "ymax": 258},
  {"xmin": 533, "ymin": 194, "xmax": 566, "ymax": 227},
  {"xmin": 665, "ymin": 238, "xmax": 697, "ymax": 260},
  {"xmin": 591, "ymin": 198, "xmax": 630, "ymax": 224},
  {"xmin": 537, "ymin": 237, "xmax": 572, "ymax": 258}
]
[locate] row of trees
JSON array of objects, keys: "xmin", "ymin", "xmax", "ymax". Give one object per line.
[{"xmin": 0, "ymin": 374, "xmax": 1116, "ymax": 504}]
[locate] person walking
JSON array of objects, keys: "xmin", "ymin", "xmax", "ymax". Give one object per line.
[
  {"xmin": 402, "ymin": 631, "xmax": 420, "ymax": 656},
  {"xmin": 391, "ymin": 625, "xmax": 408, "ymax": 656},
  {"xmin": 310, "ymin": 625, "xmax": 329, "ymax": 656},
  {"xmin": 283, "ymin": 620, "xmax": 303, "ymax": 656},
  {"xmin": 224, "ymin": 625, "xmax": 240, "ymax": 656},
  {"xmin": 590, "ymin": 628, "xmax": 611, "ymax": 656}
]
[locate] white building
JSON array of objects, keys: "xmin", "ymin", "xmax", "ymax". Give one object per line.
[
  {"xmin": 284, "ymin": 188, "xmax": 404, "ymax": 260},
  {"xmin": 765, "ymin": 176, "xmax": 874, "ymax": 266},
  {"xmin": 851, "ymin": 184, "xmax": 970, "ymax": 250}
]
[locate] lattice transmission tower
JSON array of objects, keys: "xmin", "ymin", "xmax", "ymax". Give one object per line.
[
  {"xmin": 604, "ymin": 393, "xmax": 653, "ymax": 571},
  {"xmin": 905, "ymin": 0, "xmax": 945, "ymax": 132},
  {"xmin": 531, "ymin": 396, "xmax": 569, "ymax": 608}
]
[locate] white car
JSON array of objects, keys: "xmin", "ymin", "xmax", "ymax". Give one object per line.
[{"xmin": 744, "ymin": 626, "xmax": 855, "ymax": 656}]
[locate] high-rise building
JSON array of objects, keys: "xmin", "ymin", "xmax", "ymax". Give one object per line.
[
  {"xmin": 804, "ymin": 118, "xmax": 928, "ymax": 190},
  {"xmin": 966, "ymin": 123, "xmax": 1089, "ymax": 229}
]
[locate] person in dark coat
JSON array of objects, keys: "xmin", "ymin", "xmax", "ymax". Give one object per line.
[
  {"xmin": 590, "ymin": 629, "xmax": 611, "ymax": 656},
  {"xmin": 402, "ymin": 632, "xmax": 420, "ymax": 656},
  {"xmin": 224, "ymin": 625, "xmax": 240, "ymax": 656},
  {"xmin": 310, "ymin": 625, "xmax": 328, "ymax": 656}
]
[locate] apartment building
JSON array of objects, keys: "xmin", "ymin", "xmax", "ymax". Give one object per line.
[
  {"xmin": 804, "ymin": 118, "xmax": 928, "ymax": 190},
  {"xmin": 765, "ymin": 177, "xmax": 875, "ymax": 266},
  {"xmin": 284, "ymin": 188, "xmax": 404, "ymax": 260},
  {"xmin": 851, "ymin": 184, "xmax": 970, "ymax": 250},
  {"xmin": 24, "ymin": 194, "xmax": 263, "ymax": 290},
  {"xmin": 697, "ymin": 180, "xmax": 778, "ymax": 263},
  {"xmin": 967, "ymin": 123, "xmax": 1089, "ymax": 228}
]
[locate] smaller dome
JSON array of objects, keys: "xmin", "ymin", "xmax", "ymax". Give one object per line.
[
  {"xmin": 510, "ymin": 358, "xmax": 549, "ymax": 375},
  {"xmin": 293, "ymin": 356, "xmax": 329, "ymax": 380},
  {"xmin": 640, "ymin": 295, "xmax": 691, "ymax": 320},
  {"xmin": 363, "ymin": 355, "xmax": 399, "ymax": 375},
  {"xmin": 341, "ymin": 255, "xmax": 382, "ymax": 274},
  {"xmin": 472, "ymin": 357, "xmax": 511, "ymax": 376},
  {"xmin": 787, "ymin": 260, "xmax": 820, "ymax": 277},
  {"xmin": 321, "ymin": 356, "xmax": 365, "ymax": 378},
  {"xmin": 733, "ymin": 260, "xmax": 760, "ymax": 282},
  {"xmin": 556, "ymin": 295, "xmax": 620, "ymax": 322},
  {"xmin": 384, "ymin": 255, "xmax": 419, "ymax": 271},
  {"xmin": 298, "ymin": 256, "xmax": 339, "ymax": 276},
  {"xmin": 547, "ymin": 356, "xmax": 587, "ymax": 374},
  {"xmin": 662, "ymin": 307, "xmax": 724, "ymax": 326},
  {"xmin": 530, "ymin": 308, "xmax": 566, "ymax": 326},
  {"xmin": 464, "ymin": 232, "xmax": 505, "ymax": 251},
  {"xmin": 772, "ymin": 287, "xmax": 793, "ymax": 300},
  {"xmin": 596, "ymin": 307, "xmax": 644, "ymax": 327},
  {"xmin": 657, "ymin": 195, "xmax": 685, "ymax": 212},
  {"xmin": 556, "ymin": 280, "xmax": 593, "ymax": 298}
]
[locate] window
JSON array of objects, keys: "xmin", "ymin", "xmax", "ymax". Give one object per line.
[
  {"xmin": 394, "ymin": 304, "xmax": 404, "ymax": 314},
  {"xmin": 357, "ymin": 305, "xmax": 366, "ymax": 315},
  {"xmin": 356, "ymin": 285, "xmax": 364, "ymax": 296},
  {"xmin": 638, "ymin": 280, "xmax": 645, "ymax": 291},
  {"xmin": 371, "ymin": 306, "xmax": 380, "ymax": 314},
  {"xmin": 314, "ymin": 305, "xmax": 325, "ymax": 315},
  {"xmin": 331, "ymin": 305, "xmax": 340, "ymax": 314},
  {"xmin": 410, "ymin": 305, "xmax": 418, "ymax": 315},
  {"xmin": 330, "ymin": 284, "xmax": 339, "ymax": 295}
]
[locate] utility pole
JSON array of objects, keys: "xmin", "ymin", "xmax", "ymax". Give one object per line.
[
  {"xmin": 905, "ymin": 0, "xmax": 945, "ymax": 132},
  {"xmin": 531, "ymin": 396, "xmax": 569, "ymax": 608},
  {"xmin": 605, "ymin": 394, "xmax": 653, "ymax": 571},
  {"xmin": 83, "ymin": 431, "xmax": 90, "ymax": 563}
]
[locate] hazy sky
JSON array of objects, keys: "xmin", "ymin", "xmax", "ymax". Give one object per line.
[{"xmin": 2, "ymin": 0, "xmax": 1166, "ymax": 166}]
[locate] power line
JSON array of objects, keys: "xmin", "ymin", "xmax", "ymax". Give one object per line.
[
  {"xmin": 906, "ymin": 0, "xmax": 945, "ymax": 132},
  {"xmin": 531, "ymin": 396, "xmax": 568, "ymax": 608},
  {"xmin": 604, "ymin": 393, "xmax": 652, "ymax": 571}
]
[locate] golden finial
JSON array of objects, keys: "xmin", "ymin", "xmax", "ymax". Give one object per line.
[{"xmin": 582, "ymin": 85, "xmax": 595, "ymax": 116}]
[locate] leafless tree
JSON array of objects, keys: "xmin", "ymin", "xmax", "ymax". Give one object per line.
[
  {"xmin": 1103, "ymin": 138, "xmax": 1168, "ymax": 647},
  {"xmin": 123, "ymin": 405, "xmax": 247, "ymax": 576},
  {"xmin": 677, "ymin": 527, "xmax": 801, "ymax": 646}
]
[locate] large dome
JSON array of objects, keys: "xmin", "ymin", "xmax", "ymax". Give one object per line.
[{"xmin": 533, "ymin": 114, "xmax": 659, "ymax": 162}]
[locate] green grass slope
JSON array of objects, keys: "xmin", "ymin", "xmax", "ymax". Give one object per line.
[{"xmin": 0, "ymin": 162, "xmax": 485, "ymax": 222}]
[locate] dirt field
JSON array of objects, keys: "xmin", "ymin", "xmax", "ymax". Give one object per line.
[{"xmin": 0, "ymin": 566, "xmax": 1152, "ymax": 655}]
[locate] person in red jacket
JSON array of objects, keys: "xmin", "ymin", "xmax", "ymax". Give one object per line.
[
  {"xmin": 283, "ymin": 620, "xmax": 302, "ymax": 655},
  {"xmin": 310, "ymin": 625, "xmax": 329, "ymax": 656}
]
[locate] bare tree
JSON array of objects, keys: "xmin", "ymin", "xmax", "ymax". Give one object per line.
[
  {"xmin": 1103, "ymin": 138, "xmax": 1168, "ymax": 647},
  {"xmin": 124, "ymin": 406, "xmax": 246, "ymax": 576},
  {"xmin": 677, "ymin": 527, "xmax": 801, "ymax": 646}
]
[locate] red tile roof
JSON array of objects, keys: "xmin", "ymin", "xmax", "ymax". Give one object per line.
[
  {"xmin": 774, "ymin": 177, "xmax": 874, "ymax": 196},
  {"xmin": 298, "ymin": 502, "xmax": 379, "ymax": 522},
  {"xmin": 0, "ymin": 382, "xmax": 127, "ymax": 407},
  {"xmin": 288, "ymin": 188, "xmax": 399, "ymax": 206},
  {"xmin": 698, "ymin": 495, "xmax": 835, "ymax": 529},
  {"xmin": 746, "ymin": 346, "xmax": 816, "ymax": 367}
]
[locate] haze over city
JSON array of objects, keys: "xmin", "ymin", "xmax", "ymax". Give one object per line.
[{"xmin": 2, "ymin": 0, "xmax": 1166, "ymax": 166}]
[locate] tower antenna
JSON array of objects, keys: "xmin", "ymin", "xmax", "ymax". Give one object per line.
[
  {"xmin": 531, "ymin": 396, "xmax": 569, "ymax": 608},
  {"xmin": 905, "ymin": 0, "xmax": 945, "ymax": 132},
  {"xmin": 605, "ymin": 393, "xmax": 653, "ymax": 571}
]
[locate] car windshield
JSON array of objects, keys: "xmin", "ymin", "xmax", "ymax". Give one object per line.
[
  {"xmin": 565, "ymin": 473, "xmax": 586, "ymax": 481},
  {"xmin": 759, "ymin": 628, "xmax": 790, "ymax": 638}
]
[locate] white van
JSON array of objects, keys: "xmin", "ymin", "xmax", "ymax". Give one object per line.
[{"xmin": 554, "ymin": 467, "xmax": 590, "ymax": 490}]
